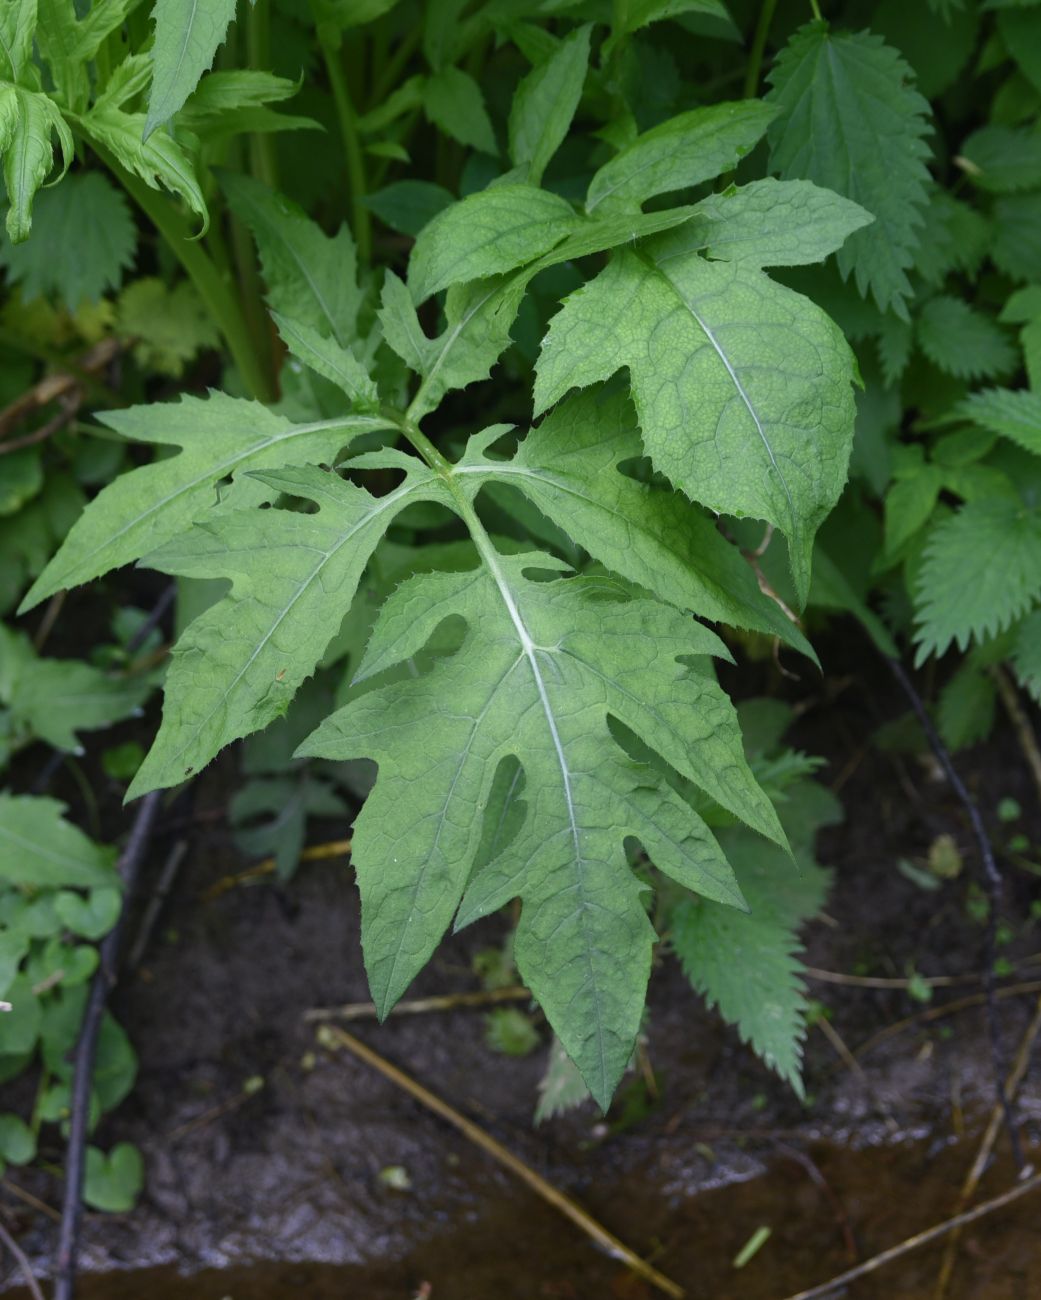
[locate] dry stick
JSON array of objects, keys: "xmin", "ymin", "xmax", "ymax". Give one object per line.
[
  {"xmin": 53, "ymin": 791, "xmax": 162, "ymax": 1300},
  {"xmin": 991, "ymin": 664, "xmax": 1041, "ymax": 806},
  {"xmin": 201, "ymin": 837, "xmax": 352, "ymax": 902},
  {"xmin": 885, "ymin": 655, "xmax": 1024, "ymax": 1171},
  {"xmin": 777, "ymin": 1170, "xmax": 1041, "ymax": 1300},
  {"xmin": 306, "ymin": 985, "xmax": 531, "ymax": 1023},
  {"xmin": 815, "ymin": 1016, "xmax": 898, "ymax": 1134},
  {"xmin": 933, "ymin": 989, "xmax": 1041, "ymax": 1300},
  {"xmin": 319, "ymin": 1025, "xmax": 685, "ymax": 1300},
  {"xmin": 856, "ymin": 981, "xmax": 1041, "ymax": 1058},
  {"xmin": 0, "ymin": 1215, "xmax": 45, "ymax": 1300}
]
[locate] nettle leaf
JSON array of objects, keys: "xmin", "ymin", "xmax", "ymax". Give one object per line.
[
  {"xmin": 0, "ymin": 87, "xmax": 74, "ymax": 243},
  {"xmin": 117, "ymin": 276, "xmax": 219, "ymax": 377},
  {"xmin": 424, "ymin": 66, "xmax": 496, "ymax": 154},
  {"xmin": 914, "ymin": 500, "xmax": 1041, "ymax": 661},
  {"xmin": 455, "ymin": 390, "xmax": 816, "ymax": 657},
  {"xmin": 145, "ymin": 0, "xmax": 238, "ymax": 139},
  {"xmin": 534, "ymin": 223, "xmax": 858, "ymax": 603},
  {"xmin": 127, "ymin": 461, "xmax": 447, "ymax": 796},
  {"xmin": 959, "ymin": 126, "xmax": 1041, "ymax": 193},
  {"xmin": 670, "ymin": 826, "xmax": 829, "ymax": 1096},
  {"xmin": 21, "ymin": 393, "xmax": 392, "ymax": 611},
  {"xmin": 916, "ymin": 296, "xmax": 1017, "ymax": 381},
  {"xmin": 221, "ymin": 171, "xmax": 365, "ymax": 350},
  {"xmin": 302, "ymin": 551, "xmax": 779, "ymax": 1106},
  {"xmin": 0, "ymin": 795, "xmax": 118, "ymax": 890},
  {"xmin": 0, "ymin": 172, "xmax": 136, "ymax": 308},
  {"xmin": 508, "ymin": 24, "xmax": 591, "ymax": 186},
  {"xmin": 766, "ymin": 21, "xmax": 933, "ymax": 319},
  {"xmin": 585, "ymin": 100, "xmax": 777, "ymax": 215},
  {"xmin": 1012, "ymin": 610, "xmax": 1041, "ymax": 702},
  {"xmin": 958, "ymin": 388, "xmax": 1041, "ymax": 456},
  {"xmin": 993, "ymin": 193, "xmax": 1041, "ymax": 283}
]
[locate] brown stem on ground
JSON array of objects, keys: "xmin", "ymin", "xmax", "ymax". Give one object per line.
[{"xmin": 305, "ymin": 985, "xmax": 531, "ymax": 1023}]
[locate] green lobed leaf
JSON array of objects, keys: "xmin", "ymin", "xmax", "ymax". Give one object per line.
[
  {"xmin": 0, "ymin": 0, "xmax": 37, "ymax": 84},
  {"xmin": 20, "ymin": 393, "xmax": 391, "ymax": 611},
  {"xmin": 36, "ymin": 0, "xmax": 139, "ymax": 111},
  {"xmin": 116, "ymin": 277, "xmax": 219, "ymax": 377},
  {"xmin": 83, "ymin": 1143, "xmax": 144, "ymax": 1212},
  {"xmin": 914, "ymin": 500, "xmax": 1041, "ymax": 661},
  {"xmin": 508, "ymin": 24, "xmax": 591, "ymax": 186},
  {"xmin": 455, "ymin": 390, "xmax": 817, "ymax": 658},
  {"xmin": 585, "ymin": 100, "xmax": 777, "ymax": 215},
  {"xmin": 144, "ymin": 0, "xmax": 237, "ymax": 139},
  {"xmin": 301, "ymin": 551, "xmax": 779, "ymax": 1106},
  {"xmin": 221, "ymin": 171, "xmax": 364, "ymax": 349},
  {"xmin": 684, "ymin": 178, "xmax": 874, "ymax": 268},
  {"xmin": 271, "ymin": 312, "xmax": 379, "ymax": 409},
  {"xmin": 534, "ymin": 229, "xmax": 858, "ymax": 603},
  {"xmin": 408, "ymin": 184, "xmax": 581, "ymax": 303},
  {"xmin": 766, "ymin": 22, "xmax": 933, "ymax": 319},
  {"xmin": 126, "ymin": 460, "xmax": 446, "ymax": 796},
  {"xmin": 0, "ymin": 794, "xmax": 118, "ymax": 890}
]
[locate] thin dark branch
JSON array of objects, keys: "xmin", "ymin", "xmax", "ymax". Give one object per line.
[
  {"xmin": 125, "ymin": 585, "xmax": 177, "ymax": 657},
  {"xmin": 884, "ymin": 654, "xmax": 1024, "ymax": 1171},
  {"xmin": 52, "ymin": 791, "xmax": 162, "ymax": 1300},
  {"xmin": 0, "ymin": 1214, "xmax": 45, "ymax": 1300}
]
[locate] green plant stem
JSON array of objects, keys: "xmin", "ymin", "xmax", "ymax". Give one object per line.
[
  {"xmin": 369, "ymin": 27, "xmax": 421, "ymax": 108},
  {"xmin": 87, "ymin": 141, "xmax": 274, "ymax": 402},
  {"xmin": 744, "ymin": 0, "xmax": 779, "ymax": 99},
  {"xmin": 316, "ymin": 24, "xmax": 373, "ymax": 263},
  {"xmin": 809, "ymin": 0, "xmax": 822, "ymax": 19},
  {"xmin": 246, "ymin": 0, "xmax": 279, "ymax": 188},
  {"xmin": 391, "ymin": 411, "xmax": 452, "ymax": 475}
]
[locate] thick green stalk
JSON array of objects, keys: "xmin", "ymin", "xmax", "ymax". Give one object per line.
[
  {"xmin": 809, "ymin": 0, "xmax": 823, "ymax": 19},
  {"xmin": 89, "ymin": 142, "xmax": 275, "ymax": 402},
  {"xmin": 246, "ymin": 0, "xmax": 279, "ymax": 188},
  {"xmin": 744, "ymin": 0, "xmax": 779, "ymax": 99},
  {"xmin": 315, "ymin": 21, "xmax": 373, "ymax": 263}
]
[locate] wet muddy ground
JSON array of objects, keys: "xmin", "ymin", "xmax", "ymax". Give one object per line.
[{"xmin": 3, "ymin": 635, "xmax": 1041, "ymax": 1298}]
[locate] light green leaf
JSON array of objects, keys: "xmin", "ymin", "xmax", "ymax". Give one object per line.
[
  {"xmin": 456, "ymin": 390, "xmax": 816, "ymax": 657},
  {"xmin": 0, "ymin": 87, "xmax": 74, "ymax": 242},
  {"xmin": 884, "ymin": 465, "xmax": 942, "ymax": 556},
  {"xmin": 684, "ymin": 178, "xmax": 874, "ymax": 268},
  {"xmin": 914, "ymin": 500, "xmax": 1041, "ymax": 661},
  {"xmin": 534, "ymin": 1035, "xmax": 591, "ymax": 1123},
  {"xmin": 916, "ymin": 296, "xmax": 1017, "ymax": 380},
  {"xmin": 83, "ymin": 1143, "xmax": 143, "ymax": 1212},
  {"xmin": 671, "ymin": 826, "xmax": 828, "ymax": 1096},
  {"xmin": 127, "ymin": 461, "xmax": 446, "ymax": 796},
  {"xmin": 0, "ymin": 0, "xmax": 37, "ymax": 84},
  {"xmin": 767, "ymin": 21, "xmax": 933, "ymax": 318},
  {"xmin": 0, "ymin": 172, "xmax": 136, "ymax": 307},
  {"xmin": 80, "ymin": 101, "xmax": 207, "ymax": 231},
  {"xmin": 302, "ymin": 553, "xmax": 777, "ymax": 1106},
  {"xmin": 117, "ymin": 277, "xmax": 219, "ymax": 377},
  {"xmin": 36, "ymin": 0, "xmax": 139, "ymax": 110},
  {"xmin": 408, "ymin": 184, "xmax": 580, "ymax": 303},
  {"xmin": 21, "ymin": 393, "xmax": 391, "ymax": 611},
  {"xmin": 620, "ymin": 0, "xmax": 732, "ymax": 34},
  {"xmin": 54, "ymin": 888, "xmax": 122, "ymax": 940},
  {"xmin": 508, "ymin": 24, "xmax": 590, "ymax": 185},
  {"xmin": 585, "ymin": 100, "xmax": 776, "ymax": 215},
  {"xmin": 424, "ymin": 66, "xmax": 496, "ymax": 154},
  {"xmin": 221, "ymin": 170, "xmax": 364, "ymax": 349},
  {"xmin": 957, "ymin": 388, "xmax": 1041, "ymax": 456},
  {"xmin": 144, "ymin": 0, "xmax": 237, "ymax": 138},
  {"xmin": 959, "ymin": 126, "xmax": 1041, "ymax": 193},
  {"xmin": 0, "ymin": 794, "xmax": 118, "ymax": 889},
  {"xmin": 363, "ymin": 179, "xmax": 453, "ymax": 236},
  {"xmin": 0, "ymin": 1113, "xmax": 35, "ymax": 1166},
  {"xmin": 271, "ymin": 312, "xmax": 379, "ymax": 409},
  {"xmin": 534, "ymin": 234, "xmax": 858, "ymax": 602},
  {"xmin": 938, "ymin": 660, "xmax": 997, "ymax": 749}
]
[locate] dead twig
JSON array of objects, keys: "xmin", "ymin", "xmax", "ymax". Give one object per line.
[
  {"xmin": 804, "ymin": 956, "xmax": 1041, "ymax": 991},
  {"xmin": 53, "ymin": 791, "xmax": 162, "ymax": 1300},
  {"xmin": 816, "ymin": 1015, "xmax": 899, "ymax": 1134},
  {"xmin": 201, "ymin": 837, "xmax": 352, "ymax": 902},
  {"xmin": 305, "ymin": 985, "xmax": 530, "ymax": 1023},
  {"xmin": 855, "ymin": 982, "xmax": 1041, "ymax": 1058},
  {"xmin": 933, "ymin": 989, "xmax": 1041, "ymax": 1299},
  {"xmin": 0, "ymin": 1214, "xmax": 44, "ymax": 1300},
  {"xmin": 318, "ymin": 1024, "xmax": 685, "ymax": 1299},
  {"xmin": 1, "ymin": 1181, "xmax": 60, "ymax": 1224},
  {"xmin": 884, "ymin": 654, "xmax": 1023, "ymax": 1171},
  {"xmin": 776, "ymin": 1144, "xmax": 857, "ymax": 1264},
  {"xmin": 0, "ymin": 337, "xmax": 121, "ymax": 443},
  {"xmin": 777, "ymin": 1169, "xmax": 1041, "ymax": 1300},
  {"xmin": 991, "ymin": 664, "xmax": 1041, "ymax": 808}
]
